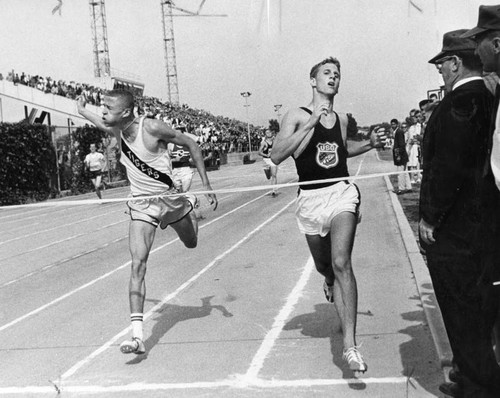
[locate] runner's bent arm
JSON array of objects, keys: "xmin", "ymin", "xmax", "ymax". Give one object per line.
[
  {"xmin": 271, "ymin": 104, "xmax": 327, "ymax": 164},
  {"xmin": 148, "ymin": 120, "xmax": 218, "ymax": 210}
]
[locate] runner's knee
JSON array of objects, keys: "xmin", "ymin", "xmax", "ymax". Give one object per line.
[{"xmin": 331, "ymin": 253, "xmax": 352, "ymax": 273}]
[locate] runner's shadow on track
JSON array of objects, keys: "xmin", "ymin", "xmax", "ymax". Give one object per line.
[
  {"xmin": 125, "ymin": 295, "xmax": 233, "ymax": 365},
  {"xmin": 283, "ymin": 303, "xmax": 369, "ymax": 390}
]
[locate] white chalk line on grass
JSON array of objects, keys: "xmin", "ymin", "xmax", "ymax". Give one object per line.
[
  {"xmin": 60, "ymin": 198, "xmax": 296, "ymax": 380},
  {"xmin": 0, "ymin": 188, "xmax": 275, "ymax": 333},
  {"xmin": 0, "ymin": 376, "xmax": 415, "ymax": 395}
]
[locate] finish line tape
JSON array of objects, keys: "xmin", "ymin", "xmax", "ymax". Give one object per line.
[{"xmin": 0, "ymin": 169, "xmax": 422, "ymax": 210}]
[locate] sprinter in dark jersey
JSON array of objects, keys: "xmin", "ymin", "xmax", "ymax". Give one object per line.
[
  {"xmin": 258, "ymin": 128, "xmax": 279, "ymax": 196},
  {"xmin": 271, "ymin": 57, "xmax": 386, "ymax": 374}
]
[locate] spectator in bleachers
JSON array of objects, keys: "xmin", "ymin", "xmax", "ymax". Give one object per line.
[{"xmin": 5, "ymin": 68, "xmax": 263, "ymax": 150}]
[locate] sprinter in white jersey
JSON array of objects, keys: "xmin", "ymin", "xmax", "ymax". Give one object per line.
[{"xmin": 77, "ymin": 90, "xmax": 217, "ymax": 355}]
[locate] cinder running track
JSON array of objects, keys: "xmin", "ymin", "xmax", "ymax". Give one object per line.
[{"xmin": 0, "ymin": 151, "xmax": 445, "ymax": 397}]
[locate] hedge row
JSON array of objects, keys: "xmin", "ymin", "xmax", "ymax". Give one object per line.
[
  {"xmin": 0, "ymin": 122, "xmax": 128, "ymax": 206},
  {"xmin": 0, "ymin": 122, "xmax": 57, "ymax": 206}
]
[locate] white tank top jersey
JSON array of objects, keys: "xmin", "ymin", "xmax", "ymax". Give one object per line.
[
  {"xmin": 120, "ymin": 116, "xmax": 175, "ymax": 196},
  {"xmin": 84, "ymin": 152, "xmax": 104, "ymax": 171}
]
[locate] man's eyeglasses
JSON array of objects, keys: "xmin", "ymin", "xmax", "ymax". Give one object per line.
[{"xmin": 434, "ymin": 55, "xmax": 457, "ymax": 69}]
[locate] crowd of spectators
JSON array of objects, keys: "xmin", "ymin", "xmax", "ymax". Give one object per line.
[
  {"xmin": 2, "ymin": 69, "xmax": 265, "ymax": 154},
  {"xmin": 3, "ymin": 70, "xmax": 104, "ymax": 106}
]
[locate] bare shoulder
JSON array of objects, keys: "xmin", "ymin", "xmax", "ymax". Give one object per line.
[
  {"xmin": 286, "ymin": 107, "xmax": 310, "ymax": 122},
  {"xmin": 281, "ymin": 107, "xmax": 310, "ymax": 132},
  {"xmin": 143, "ymin": 118, "xmax": 176, "ymax": 141}
]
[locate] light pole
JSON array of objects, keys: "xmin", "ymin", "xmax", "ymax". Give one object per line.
[{"xmin": 240, "ymin": 91, "xmax": 252, "ymax": 155}]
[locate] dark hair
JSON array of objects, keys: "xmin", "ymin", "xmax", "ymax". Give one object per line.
[
  {"xmin": 390, "ymin": 118, "xmax": 399, "ymax": 124},
  {"xmin": 453, "ymin": 50, "xmax": 483, "ymax": 71},
  {"xmin": 105, "ymin": 89, "xmax": 135, "ymax": 110},
  {"xmin": 310, "ymin": 57, "xmax": 341, "ymax": 79},
  {"xmin": 419, "ymin": 99, "xmax": 430, "ymax": 109}
]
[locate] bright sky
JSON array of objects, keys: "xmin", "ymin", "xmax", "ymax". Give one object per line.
[{"xmin": 0, "ymin": 0, "xmax": 497, "ymax": 127}]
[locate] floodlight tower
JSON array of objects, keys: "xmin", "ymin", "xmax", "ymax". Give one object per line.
[
  {"xmin": 89, "ymin": 0, "xmax": 111, "ymax": 78},
  {"xmin": 160, "ymin": 1, "xmax": 180, "ymax": 104},
  {"xmin": 160, "ymin": 1, "xmax": 227, "ymax": 104}
]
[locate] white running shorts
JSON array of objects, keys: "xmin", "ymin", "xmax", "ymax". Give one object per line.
[
  {"xmin": 127, "ymin": 190, "xmax": 195, "ymax": 229},
  {"xmin": 172, "ymin": 166, "xmax": 195, "ymax": 192},
  {"xmin": 295, "ymin": 182, "xmax": 360, "ymax": 237},
  {"xmin": 262, "ymin": 157, "xmax": 277, "ymax": 168}
]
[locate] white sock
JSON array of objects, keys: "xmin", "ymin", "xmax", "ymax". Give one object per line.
[{"xmin": 131, "ymin": 313, "xmax": 143, "ymax": 340}]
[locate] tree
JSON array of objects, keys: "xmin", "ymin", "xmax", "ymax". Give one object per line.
[{"xmin": 346, "ymin": 113, "xmax": 359, "ymax": 140}]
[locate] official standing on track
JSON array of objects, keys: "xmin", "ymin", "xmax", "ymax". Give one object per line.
[{"xmin": 420, "ymin": 29, "xmax": 500, "ymax": 398}]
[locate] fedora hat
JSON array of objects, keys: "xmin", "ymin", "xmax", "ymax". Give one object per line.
[
  {"xmin": 461, "ymin": 5, "xmax": 500, "ymax": 38},
  {"xmin": 428, "ymin": 29, "xmax": 477, "ymax": 64}
]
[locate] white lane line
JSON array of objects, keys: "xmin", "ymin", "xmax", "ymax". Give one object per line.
[
  {"xmin": 241, "ymin": 156, "xmax": 365, "ymax": 381},
  {"xmin": 0, "ymin": 209, "xmax": 123, "ymax": 246},
  {"xmin": 61, "ymin": 198, "xmax": 296, "ymax": 380},
  {"xmin": 0, "ymin": 190, "xmax": 274, "ymax": 333},
  {"xmin": 0, "ymin": 376, "xmax": 413, "ymax": 395},
  {"xmin": 243, "ymin": 257, "xmax": 314, "ymax": 381},
  {"xmin": 354, "ymin": 152, "xmax": 366, "ymax": 177},
  {"xmin": 0, "ymin": 236, "xmax": 127, "ymax": 288},
  {"xmin": 0, "ymin": 195, "xmax": 245, "ymax": 287},
  {"xmin": 0, "ymin": 206, "xmax": 71, "ymax": 223},
  {"xmin": 0, "ymin": 220, "xmax": 126, "ymax": 261}
]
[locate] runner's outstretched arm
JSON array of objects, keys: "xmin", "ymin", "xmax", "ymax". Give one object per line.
[
  {"xmin": 76, "ymin": 96, "xmax": 116, "ymax": 136},
  {"xmin": 346, "ymin": 129, "xmax": 386, "ymax": 158}
]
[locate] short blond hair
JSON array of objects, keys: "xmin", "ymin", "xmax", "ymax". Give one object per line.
[{"xmin": 310, "ymin": 57, "xmax": 341, "ymax": 78}]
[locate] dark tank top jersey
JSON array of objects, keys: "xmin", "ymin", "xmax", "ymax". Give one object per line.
[
  {"xmin": 293, "ymin": 107, "xmax": 349, "ymax": 190},
  {"xmin": 261, "ymin": 140, "xmax": 273, "ymax": 157}
]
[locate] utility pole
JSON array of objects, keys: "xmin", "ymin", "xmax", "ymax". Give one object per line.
[
  {"xmin": 89, "ymin": 0, "xmax": 111, "ymax": 78},
  {"xmin": 240, "ymin": 91, "xmax": 252, "ymax": 155}
]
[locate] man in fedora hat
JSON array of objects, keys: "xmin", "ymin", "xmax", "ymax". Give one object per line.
[
  {"xmin": 420, "ymin": 28, "xmax": 500, "ymax": 398},
  {"xmin": 462, "ymin": 5, "xmax": 500, "ymax": 190}
]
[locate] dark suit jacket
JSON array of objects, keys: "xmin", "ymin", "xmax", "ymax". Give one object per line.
[
  {"xmin": 419, "ymin": 79, "xmax": 497, "ymax": 248},
  {"xmin": 392, "ymin": 127, "xmax": 408, "ymax": 166}
]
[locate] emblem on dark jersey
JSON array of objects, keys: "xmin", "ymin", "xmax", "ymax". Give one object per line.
[{"xmin": 316, "ymin": 142, "xmax": 339, "ymax": 169}]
